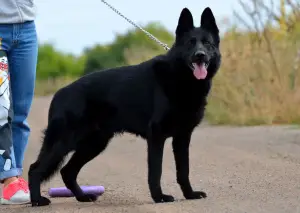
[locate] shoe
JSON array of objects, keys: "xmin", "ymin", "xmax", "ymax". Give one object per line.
[{"xmin": 0, "ymin": 178, "xmax": 30, "ymax": 205}]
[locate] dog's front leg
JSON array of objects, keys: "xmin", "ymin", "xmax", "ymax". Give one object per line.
[
  {"xmin": 172, "ymin": 132, "xmax": 207, "ymax": 200},
  {"xmin": 147, "ymin": 85, "xmax": 174, "ymax": 203},
  {"xmin": 147, "ymin": 122, "xmax": 174, "ymax": 203}
]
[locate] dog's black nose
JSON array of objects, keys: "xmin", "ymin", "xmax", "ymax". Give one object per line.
[{"xmin": 195, "ymin": 50, "xmax": 206, "ymax": 58}]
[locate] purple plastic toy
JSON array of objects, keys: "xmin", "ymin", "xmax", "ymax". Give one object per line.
[{"xmin": 48, "ymin": 185, "xmax": 105, "ymax": 197}]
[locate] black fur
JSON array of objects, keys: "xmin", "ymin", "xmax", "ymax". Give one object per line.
[{"xmin": 28, "ymin": 7, "xmax": 221, "ymax": 206}]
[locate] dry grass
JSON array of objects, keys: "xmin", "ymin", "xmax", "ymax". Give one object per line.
[{"xmin": 206, "ymin": 31, "xmax": 300, "ymax": 125}]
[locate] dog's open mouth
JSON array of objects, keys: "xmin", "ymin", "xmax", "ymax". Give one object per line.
[{"xmin": 192, "ymin": 62, "xmax": 209, "ymax": 80}]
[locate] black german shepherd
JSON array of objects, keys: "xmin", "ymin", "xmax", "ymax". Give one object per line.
[{"xmin": 28, "ymin": 7, "xmax": 221, "ymax": 206}]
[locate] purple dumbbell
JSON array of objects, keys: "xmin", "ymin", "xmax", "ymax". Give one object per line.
[{"xmin": 48, "ymin": 185, "xmax": 105, "ymax": 197}]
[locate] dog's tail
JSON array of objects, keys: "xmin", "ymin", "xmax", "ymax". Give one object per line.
[
  {"xmin": 40, "ymin": 116, "xmax": 67, "ymax": 148},
  {"xmin": 32, "ymin": 117, "xmax": 70, "ymax": 183}
]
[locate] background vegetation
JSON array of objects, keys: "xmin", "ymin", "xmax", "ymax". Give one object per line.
[{"xmin": 35, "ymin": 0, "xmax": 300, "ymax": 126}]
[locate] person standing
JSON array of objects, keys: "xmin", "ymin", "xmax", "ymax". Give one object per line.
[{"xmin": 0, "ymin": 0, "xmax": 38, "ymax": 204}]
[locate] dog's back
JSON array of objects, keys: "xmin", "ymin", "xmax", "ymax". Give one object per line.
[{"xmin": 49, "ymin": 55, "xmax": 164, "ymax": 137}]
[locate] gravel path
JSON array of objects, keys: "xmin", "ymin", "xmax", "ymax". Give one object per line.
[{"xmin": 1, "ymin": 96, "xmax": 300, "ymax": 213}]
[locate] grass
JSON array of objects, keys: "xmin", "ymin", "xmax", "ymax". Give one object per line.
[{"xmin": 34, "ymin": 77, "xmax": 76, "ymax": 96}]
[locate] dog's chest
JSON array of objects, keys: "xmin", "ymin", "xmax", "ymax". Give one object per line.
[{"xmin": 161, "ymin": 107, "xmax": 205, "ymax": 136}]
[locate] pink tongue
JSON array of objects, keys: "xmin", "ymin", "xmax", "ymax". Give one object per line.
[{"xmin": 193, "ymin": 63, "xmax": 207, "ymax": 80}]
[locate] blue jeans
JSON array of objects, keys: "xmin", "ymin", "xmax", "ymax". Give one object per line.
[{"xmin": 0, "ymin": 21, "xmax": 38, "ymax": 181}]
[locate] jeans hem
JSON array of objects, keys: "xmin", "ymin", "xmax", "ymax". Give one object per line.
[{"xmin": 0, "ymin": 168, "xmax": 22, "ymax": 181}]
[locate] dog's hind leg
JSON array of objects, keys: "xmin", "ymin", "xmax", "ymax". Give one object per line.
[
  {"xmin": 29, "ymin": 139, "xmax": 69, "ymax": 206},
  {"xmin": 29, "ymin": 119, "xmax": 71, "ymax": 207},
  {"xmin": 60, "ymin": 130, "xmax": 113, "ymax": 203}
]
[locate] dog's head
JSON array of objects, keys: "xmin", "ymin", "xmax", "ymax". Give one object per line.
[{"xmin": 173, "ymin": 7, "xmax": 221, "ymax": 80}]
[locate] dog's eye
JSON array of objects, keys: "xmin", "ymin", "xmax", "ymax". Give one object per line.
[{"xmin": 203, "ymin": 40, "xmax": 215, "ymax": 49}]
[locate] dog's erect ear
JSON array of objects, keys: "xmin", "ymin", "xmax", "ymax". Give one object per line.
[
  {"xmin": 200, "ymin": 7, "xmax": 219, "ymax": 34},
  {"xmin": 176, "ymin": 8, "xmax": 194, "ymax": 37}
]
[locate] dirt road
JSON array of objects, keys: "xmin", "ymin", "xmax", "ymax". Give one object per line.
[{"xmin": 1, "ymin": 96, "xmax": 300, "ymax": 213}]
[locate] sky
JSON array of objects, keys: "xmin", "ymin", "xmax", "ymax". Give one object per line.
[{"xmin": 34, "ymin": 0, "xmax": 243, "ymax": 55}]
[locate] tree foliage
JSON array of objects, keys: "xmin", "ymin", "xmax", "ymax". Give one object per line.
[
  {"xmin": 36, "ymin": 22, "xmax": 174, "ymax": 80},
  {"xmin": 83, "ymin": 22, "xmax": 174, "ymax": 74},
  {"xmin": 37, "ymin": 43, "xmax": 85, "ymax": 80}
]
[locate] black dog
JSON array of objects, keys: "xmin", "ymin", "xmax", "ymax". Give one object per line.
[{"xmin": 28, "ymin": 7, "xmax": 221, "ymax": 206}]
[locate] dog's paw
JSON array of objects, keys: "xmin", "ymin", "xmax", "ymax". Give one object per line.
[
  {"xmin": 184, "ymin": 191, "xmax": 207, "ymax": 200},
  {"xmin": 153, "ymin": 193, "xmax": 175, "ymax": 203},
  {"xmin": 76, "ymin": 194, "xmax": 98, "ymax": 202},
  {"xmin": 31, "ymin": 196, "xmax": 51, "ymax": 207}
]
